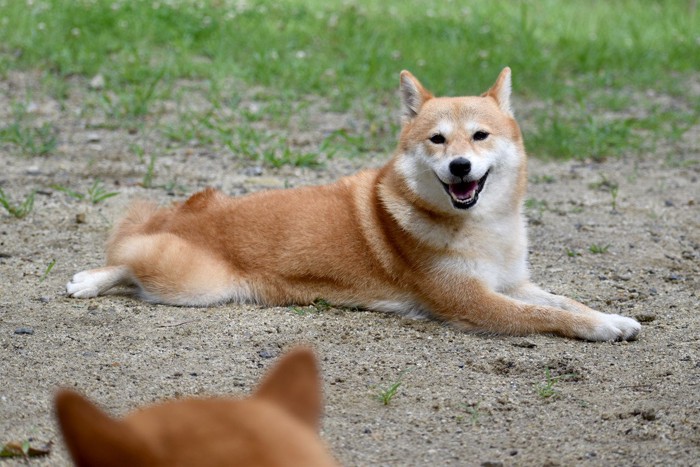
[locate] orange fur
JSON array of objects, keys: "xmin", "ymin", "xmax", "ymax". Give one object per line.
[
  {"xmin": 67, "ymin": 69, "xmax": 640, "ymax": 341},
  {"xmin": 55, "ymin": 348, "xmax": 338, "ymax": 467}
]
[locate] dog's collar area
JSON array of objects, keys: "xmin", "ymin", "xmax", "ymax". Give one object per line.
[{"xmin": 438, "ymin": 170, "xmax": 490, "ymax": 210}]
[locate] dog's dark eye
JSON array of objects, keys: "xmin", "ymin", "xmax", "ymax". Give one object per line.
[
  {"xmin": 473, "ymin": 131, "xmax": 489, "ymax": 141},
  {"xmin": 429, "ymin": 134, "xmax": 446, "ymax": 144}
]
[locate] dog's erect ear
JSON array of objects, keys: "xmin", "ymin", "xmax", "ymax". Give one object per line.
[
  {"xmin": 254, "ymin": 347, "xmax": 322, "ymax": 431},
  {"xmin": 400, "ymin": 70, "xmax": 434, "ymax": 121},
  {"xmin": 484, "ymin": 67, "xmax": 513, "ymax": 117},
  {"xmin": 55, "ymin": 390, "xmax": 159, "ymax": 467}
]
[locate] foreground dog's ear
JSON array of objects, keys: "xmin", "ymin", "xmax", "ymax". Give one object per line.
[
  {"xmin": 253, "ymin": 347, "xmax": 322, "ymax": 431},
  {"xmin": 55, "ymin": 390, "xmax": 159, "ymax": 467},
  {"xmin": 484, "ymin": 67, "xmax": 513, "ymax": 117},
  {"xmin": 399, "ymin": 70, "xmax": 434, "ymax": 121}
]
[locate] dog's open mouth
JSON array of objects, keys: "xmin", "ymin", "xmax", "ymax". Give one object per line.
[{"xmin": 440, "ymin": 170, "xmax": 489, "ymax": 210}]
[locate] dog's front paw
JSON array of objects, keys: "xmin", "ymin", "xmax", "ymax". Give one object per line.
[
  {"xmin": 66, "ymin": 270, "xmax": 101, "ymax": 298},
  {"xmin": 582, "ymin": 313, "xmax": 641, "ymax": 342}
]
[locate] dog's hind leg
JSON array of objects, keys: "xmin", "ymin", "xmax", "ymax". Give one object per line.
[
  {"xmin": 105, "ymin": 232, "xmax": 250, "ymax": 306},
  {"xmin": 67, "ymin": 266, "xmax": 134, "ymax": 298}
]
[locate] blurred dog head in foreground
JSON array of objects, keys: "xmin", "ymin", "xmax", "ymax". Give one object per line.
[{"xmin": 55, "ymin": 348, "xmax": 338, "ymax": 467}]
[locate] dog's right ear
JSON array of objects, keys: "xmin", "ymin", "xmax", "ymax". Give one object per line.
[
  {"xmin": 55, "ymin": 390, "xmax": 159, "ymax": 467},
  {"xmin": 400, "ymin": 70, "xmax": 433, "ymax": 121},
  {"xmin": 254, "ymin": 347, "xmax": 322, "ymax": 431}
]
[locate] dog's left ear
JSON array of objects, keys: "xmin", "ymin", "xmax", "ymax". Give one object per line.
[
  {"xmin": 484, "ymin": 67, "xmax": 513, "ymax": 117},
  {"xmin": 55, "ymin": 390, "xmax": 159, "ymax": 467},
  {"xmin": 399, "ymin": 70, "xmax": 433, "ymax": 121}
]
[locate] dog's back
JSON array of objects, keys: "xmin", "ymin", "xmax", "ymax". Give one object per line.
[{"xmin": 55, "ymin": 348, "xmax": 339, "ymax": 467}]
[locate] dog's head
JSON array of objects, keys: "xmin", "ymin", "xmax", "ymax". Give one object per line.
[
  {"xmin": 55, "ymin": 348, "xmax": 338, "ymax": 467},
  {"xmin": 394, "ymin": 68, "xmax": 527, "ymax": 214}
]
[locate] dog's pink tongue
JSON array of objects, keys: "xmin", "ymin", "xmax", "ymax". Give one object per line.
[{"xmin": 449, "ymin": 181, "xmax": 478, "ymax": 200}]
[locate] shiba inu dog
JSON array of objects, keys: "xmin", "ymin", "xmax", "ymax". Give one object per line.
[
  {"xmin": 66, "ymin": 68, "xmax": 640, "ymax": 341},
  {"xmin": 55, "ymin": 348, "xmax": 339, "ymax": 467}
]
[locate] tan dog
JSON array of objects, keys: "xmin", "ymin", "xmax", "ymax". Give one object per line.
[
  {"xmin": 66, "ymin": 68, "xmax": 640, "ymax": 341},
  {"xmin": 55, "ymin": 348, "xmax": 338, "ymax": 467}
]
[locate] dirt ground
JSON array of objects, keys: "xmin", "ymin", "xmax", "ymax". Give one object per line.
[{"xmin": 1, "ymin": 71, "xmax": 698, "ymax": 466}]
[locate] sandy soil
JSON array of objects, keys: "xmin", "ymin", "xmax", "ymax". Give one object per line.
[{"xmin": 1, "ymin": 72, "xmax": 698, "ymax": 466}]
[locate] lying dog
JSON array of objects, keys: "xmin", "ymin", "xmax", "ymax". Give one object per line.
[
  {"xmin": 55, "ymin": 348, "xmax": 338, "ymax": 466},
  {"xmin": 66, "ymin": 68, "xmax": 640, "ymax": 341}
]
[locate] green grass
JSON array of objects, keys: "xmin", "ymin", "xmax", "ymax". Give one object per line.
[
  {"xmin": 86, "ymin": 180, "xmax": 120, "ymax": 204},
  {"xmin": 378, "ymin": 380, "xmax": 402, "ymax": 406},
  {"xmin": 39, "ymin": 259, "xmax": 56, "ymax": 282},
  {"xmin": 524, "ymin": 198, "xmax": 548, "ymax": 223},
  {"xmin": 0, "ymin": 0, "xmax": 697, "ymax": 161},
  {"xmin": 52, "ymin": 180, "xmax": 119, "ymax": 204},
  {"xmin": 377, "ymin": 380, "xmax": 403, "ymax": 405},
  {"xmin": 262, "ymin": 147, "xmax": 323, "ymax": 169},
  {"xmin": 290, "ymin": 298, "xmax": 333, "ymax": 316},
  {"xmin": 0, "ymin": 188, "xmax": 35, "ymax": 219},
  {"xmin": 528, "ymin": 110, "xmax": 639, "ymax": 160},
  {"xmin": 0, "ymin": 439, "xmax": 51, "ymax": 459},
  {"xmin": 0, "ymin": 104, "xmax": 57, "ymax": 157},
  {"xmin": 565, "ymin": 247, "xmax": 581, "ymax": 258},
  {"xmin": 460, "ymin": 402, "xmax": 482, "ymax": 426},
  {"xmin": 536, "ymin": 367, "xmax": 577, "ymax": 399},
  {"xmin": 588, "ymin": 175, "xmax": 621, "ymax": 211},
  {"xmin": 589, "ymin": 244, "xmax": 611, "ymax": 254},
  {"xmin": 376, "ymin": 367, "xmax": 413, "ymax": 405},
  {"xmin": 2, "ymin": 1, "xmax": 696, "ymax": 98}
]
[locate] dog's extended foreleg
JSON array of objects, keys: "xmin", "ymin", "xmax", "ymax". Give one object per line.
[
  {"xmin": 506, "ymin": 282, "xmax": 605, "ymax": 313},
  {"xmin": 418, "ymin": 277, "xmax": 640, "ymax": 341},
  {"xmin": 504, "ymin": 282, "xmax": 641, "ymax": 340}
]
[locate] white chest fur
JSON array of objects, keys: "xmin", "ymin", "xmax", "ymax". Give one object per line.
[{"xmin": 428, "ymin": 212, "xmax": 530, "ymax": 292}]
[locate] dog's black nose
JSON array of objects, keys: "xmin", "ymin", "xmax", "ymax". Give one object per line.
[{"xmin": 449, "ymin": 158, "xmax": 471, "ymax": 178}]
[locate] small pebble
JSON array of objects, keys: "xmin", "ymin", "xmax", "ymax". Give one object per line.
[
  {"xmin": 636, "ymin": 313, "xmax": 656, "ymax": 323},
  {"xmin": 14, "ymin": 327, "xmax": 34, "ymax": 335},
  {"xmin": 258, "ymin": 349, "xmax": 277, "ymax": 359},
  {"xmin": 89, "ymin": 74, "xmax": 105, "ymax": 90},
  {"xmin": 512, "ymin": 340, "xmax": 536, "ymax": 348},
  {"xmin": 664, "ymin": 200, "xmax": 674, "ymax": 207},
  {"xmin": 243, "ymin": 166, "xmax": 264, "ymax": 176}
]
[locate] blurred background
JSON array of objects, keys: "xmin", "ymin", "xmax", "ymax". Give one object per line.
[{"xmin": 0, "ymin": 0, "xmax": 698, "ymax": 167}]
